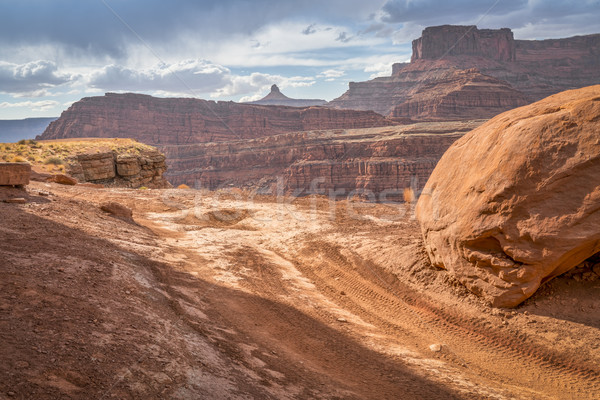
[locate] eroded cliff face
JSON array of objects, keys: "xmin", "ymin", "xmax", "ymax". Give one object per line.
[
  {"xmin": 411, "ymin": 25, "xmax": 516, "ymax": 62},
  {"xmin": 161, "ymin": 121, "xmax": 482, "ymax": 197},
  {"xmin": 329, "ymin": 25, "xmax": 600, "ymax": 118},
  {"xmin": 39, "ymin": 93, "xmax": 393, "ymax": 144},
  {"xmin": 390, "ymin": 69, "xmax": 529, "ymax": 120}
]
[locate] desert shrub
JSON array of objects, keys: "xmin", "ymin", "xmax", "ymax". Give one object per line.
[
  {"xmin": 44, "ymin": 156, "xmax": 64, "ymax": 165},
  {"xmin": 11, "ymin": 156, "xmax": 27, "ymax": 163},
  {"xmin": 139, "ymin": 186, "xmax": 149, "ymax": 190},
  {"xmin": 17, "ymin": 139, "xmax": 27, "ymax": 145}
]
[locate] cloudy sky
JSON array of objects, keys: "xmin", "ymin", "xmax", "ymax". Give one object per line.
[{"xmin": 1, "ymin": 0, "xmax": 599, "ymax": 119}]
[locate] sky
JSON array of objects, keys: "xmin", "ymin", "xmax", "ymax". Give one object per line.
[{"xmin": 0, "ymin": 0, "xmax": 599, "ymax": 119}]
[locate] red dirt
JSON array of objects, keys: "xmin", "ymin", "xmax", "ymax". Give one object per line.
[{"xmin": 0, "ymin": 183, "xmax": 598, "ymax": 399}]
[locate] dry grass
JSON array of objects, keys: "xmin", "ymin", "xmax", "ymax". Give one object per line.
[{"xmin": 0, "ymin": 138, "xmax": 155, "ymax": 170}]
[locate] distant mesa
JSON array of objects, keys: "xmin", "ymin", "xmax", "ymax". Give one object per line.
[
  {"xmin": 248, "ymin": 84, "xmax": 326, "ymax": 107},
  {"xmin": 328, "ymin": 25, "xmax": 600, "ymax": 121}
]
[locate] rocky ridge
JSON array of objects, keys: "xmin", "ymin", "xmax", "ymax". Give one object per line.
[{"xmin": 39, "ymin": 93, "xmax": 391, "ymax": 144}]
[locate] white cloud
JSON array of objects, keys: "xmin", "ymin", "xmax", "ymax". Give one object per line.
[
  {"xmin": 364, "ymin": 62, "xmax": 393, "ymax": 79},
  {"xmin": 0, "ymin": 60, "xmax": 73, "ymax": 94},
  {"xmin": 88, "ymin": 59, "xmax": 230, "ymax": 94},
  {"xmin": 0, "ymin": 100, "xmax": 60, "ymax": 111},
  {"xmin": 318, "ymin": 69, "xmax": 345, "ymax": 78}
]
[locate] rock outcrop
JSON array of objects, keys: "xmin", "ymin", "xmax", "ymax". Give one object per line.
[
  {"xmin": 162, "ymin": 121, "xmax": 481, "ymax": 196},
  {"xmin": 248, "ymin": 84, "xmax": 326, "ymax": 107},
  {"xmin": 416, "ymin": 85, "xmax": 600, "ymax": 307},
  {"xmin": 412, "ymin": 25, "xmax": 516, "ymax": 62},
  {"xmin": 67, "ymin": 150, "xmax": 170, "ymax": 188},
  {"xmin": 0, "ymin": 163, "xmax": 30, "ymax": 186},
  {"xmin": 39, "ymin": 93, "xmax": 392, "ymax": 144},
  {"xmin": 329, "ymin": 25, "xmax": 600, "ymax": 118}
]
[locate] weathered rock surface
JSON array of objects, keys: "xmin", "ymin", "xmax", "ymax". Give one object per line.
[
  {"xmin": 412, "ymin": 25, "xmax": 516, "ymax": 62},
  {"xmin": 100, "ymin": 202, "xmax": 133, "ymax": 220},
  {"xmin": 416, "ymin": 85, "xmax": 600, "ymax": 307},
  {"xmin": 390, "ymin": 69, "xmax": 529, "ymax": 120},
  {"xmin": 50, "ymin": 174, "xmax": 77, "ymax": 185},
  {"xmin": 162, "ymin": 121, "xmax": 481, "ymax": 196},
  {"xmin": 66, "ymin": 150, "xmax": 170, "ymax": 189},
  {"xmin": 38, "ymin": 93, "xmax": 393, "ymax": 144},
  {"xmin": 0, "ymin": 163, "xmax": 31, "ymax": 186},
  {"xmin": 329, "ymin": 25, "xmax": 600, "ymax": 118},
  {"xmin": 248, "ymin": 84, "xmax": 326, "ymax": 107}
]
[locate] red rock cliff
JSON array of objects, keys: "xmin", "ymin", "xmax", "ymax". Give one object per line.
[
  {"xmin": 411, "ymin": 25, "xmax": 516, "ymax": 62},
  {"xmin": 39, "ymin": 93, "xmax": 394, "ymax": 144}
]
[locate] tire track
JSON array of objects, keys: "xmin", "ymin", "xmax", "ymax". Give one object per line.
[{"xmin": 293, "ymin": 240, "xmax": 600, "ymax": 398}]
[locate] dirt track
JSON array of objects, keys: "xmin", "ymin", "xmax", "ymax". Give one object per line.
[{"xmin": 1, "ymin": 183, "xmax": 599, "ymax": 399}]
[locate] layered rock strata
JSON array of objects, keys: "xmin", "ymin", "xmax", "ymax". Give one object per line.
[
  {"xmin": 39, "ymin": 93, "xmax": 393, "ymax": 144},
  {"xmin": 66, "ymin": 150, "xmax": 170, "ymax": 189},
  {"xmin": 162, "ymin": 121, "xmax": 482, "ymax": 196},
  {"xmin": 0, "ymin": 163, "xmax": 31, "ymax": 186}
]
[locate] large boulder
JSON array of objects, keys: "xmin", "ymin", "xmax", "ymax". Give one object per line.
[{"xmin": 416, "ymin": 85, "xmax": 600, "ymax": 307}]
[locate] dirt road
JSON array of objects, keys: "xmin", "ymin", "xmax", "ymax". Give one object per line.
[{"xmin": 1, "ymin": 183, "xmax": 599, "ymax": 399}]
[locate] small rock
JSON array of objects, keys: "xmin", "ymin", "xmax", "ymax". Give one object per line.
[
  {"xmin": 50, "ymin": 174, "xmax": 77, "ymax": 185},
  {"xmin": 429, "ymin": 343, "xmax": 442, "ymax": 352},
  {"xmin": 4, "ymin": 198, "xmax": 27, "ymax": 204},
  {"xmin": 7, "ymin": 391, "xmax": 15, "ymax": 397},
  {"xmin": 14, "ymin": 361, "xmax": 29, "ymax": 369},
  {"xmin": 340, "ymin": 291, "xmax": 346, "ymax": 296},
  {"xmin": 100, "ymin": 202, "xmax": 133, "ymax": 220},
  {"xmin": 593, "ymin": 264, "xmax": 600, "ymax": 276},
  {"xmin": 337, "ymin": 318, "xmax": 348, "ymax": 323}
]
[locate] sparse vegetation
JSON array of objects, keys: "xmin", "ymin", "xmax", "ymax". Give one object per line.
[
  {"xmin": 0, "ymin": 138, "xmax": 155, "ymax": 169},
  {"xmin": 44, "ymin": 156, "xmax": 64, "ymax": 165}
]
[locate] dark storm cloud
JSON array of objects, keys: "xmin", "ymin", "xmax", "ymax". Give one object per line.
[
  {"xmin": 0, "ymin": 0, "xmax": 377, "ymax": 60},
  {"xmin": 302, "ymin": 24, "xmax": 317, "ymax": 35},
  {"xmin": 380, "ymin": 0, "xmax": 600, "ymax": 30},
  {"xmin": 380, "ymin": 0, "xmax": 529, "ymax": 24}
]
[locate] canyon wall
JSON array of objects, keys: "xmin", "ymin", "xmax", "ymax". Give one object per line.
[
  {"xmin": 161, "ymin": 121, "xmax": 481, "ymax": 196},
  {"xmin": 329, "ymin": 25, "xmax": 600, "ymax": 118},
  {"xmin": 40, "ymin": 93, "xmax": 393, "ymax": 144}
]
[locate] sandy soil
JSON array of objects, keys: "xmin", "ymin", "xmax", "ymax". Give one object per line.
[{"xmin": 0, "ymin": 182, "xmax": 598, "ymax": 399}]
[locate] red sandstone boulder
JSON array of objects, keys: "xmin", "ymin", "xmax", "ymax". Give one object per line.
[
  {"xmin": 416, "ymin": 85, "xmax": 600, "ymax": 307},
  {"xmin": 0, "ymin": 162, "xmax": 31, "ymax": 186},
  {"xmin": 50, "ymin": 174, "xmax": 78, "ymax": 185}
]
